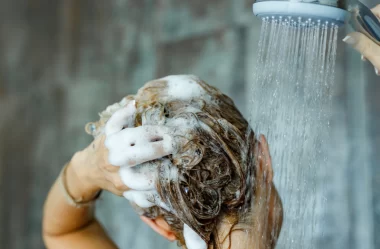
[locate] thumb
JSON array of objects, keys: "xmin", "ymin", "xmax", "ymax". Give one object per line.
[
  {"xmin": 105, "ymin": 100, "xmax": 136, "ymax": 136},
  {"xmin": 343, "ymin": 32, "xmax": 380, "ymax": 70}
]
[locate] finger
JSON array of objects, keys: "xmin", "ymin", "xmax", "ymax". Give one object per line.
[
  {"xmin": 111, "ymin": 174, "xmax": 131, "ymax": 191},
  {"xmin": 119, "ymin": 163, "xmax": 157, "ymax": 191},
  {"xmin": 343, "ymin": 32, "xmax": 380, "ymax": 69},
  {"xmin": 105, "ymin": 100, "xmax": 136, "ymax": 136},
  {"xmin": 105, "ymin": 125, "xmax": 170, "ymax": 150},
  {"xmin": 123, "ymin": 190, "xmax": 160, "ymax": 208},
  {"xmin": 372, "ymin": 4, "xmax": 380, "ymax": 19},
  {"xmin": 103, "ymin": 186, "xmax": 126, "ymax": 197},
  {"xmin": 108, "ymin": 141, "xmax": 174, "ymax": 167},
  {"xmin": 139, "ymin": 216, "xmax": 176, "ymax": 242},
  {"xmin": 105, "ymin": 126, "xmax": 175, "ymax": 167},
  {"xmin": 361, "ymin": 55, "xmax": 367, "ymax": 62},
  {"xmin": 119, "ymin": 159, "xmax": 178, "ymax": 191}
]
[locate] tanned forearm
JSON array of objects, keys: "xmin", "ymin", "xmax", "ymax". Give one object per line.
[{"xmin": 42, "ymin": 152, "xmax": 117, "ymax": 249}]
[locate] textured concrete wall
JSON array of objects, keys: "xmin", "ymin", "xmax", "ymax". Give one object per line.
[{"xmin": 0, "ymin": 0, "xmax": 379, "ymax": 249}]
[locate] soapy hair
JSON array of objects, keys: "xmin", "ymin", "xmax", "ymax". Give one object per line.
[
  {"xmin": 86, "ymin": 76, "xmax": 269, "ymax": 249},
  {"xmin": 132, "ymin": 78, "xmax": 257, "ymax": 249}
]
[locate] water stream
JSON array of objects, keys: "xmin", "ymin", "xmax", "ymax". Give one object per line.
[{"xmin": 248, "ymin": 17, "xmax": 339, "ymax": 249}]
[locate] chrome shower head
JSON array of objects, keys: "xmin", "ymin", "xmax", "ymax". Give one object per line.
[
  {"xmin": 253, "ymin": 0, "xmax": 380, "ymax": 45},
  {"xmin": 253, "ymin": 1, "xmax": 348, "ymax": 25}
]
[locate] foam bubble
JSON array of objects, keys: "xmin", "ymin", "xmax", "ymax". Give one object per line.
[
  {"xmin": 123, "ymin": 190, "xmax": 172, "ymax": 212},
  {"xmin": 183, "ymin": 224, "xmax": 207, "ymax": 249},
  {"xmin": 105, "ymin": 100, "xmax": 136, "ymax": 136},
  {"xmin": 123, "ymin": 190, "xmax": 157, "ymax": 208},
  {"xmin": 105, "ymin": 125, "xmax": 175, "ymax": 167},
  {"xmin": 119, "ymin": 163, "xmax": 157, "ymax": 191},
  {"xmin": 161, "ymin": 75, "xmax": 210, "ymax": 102}
]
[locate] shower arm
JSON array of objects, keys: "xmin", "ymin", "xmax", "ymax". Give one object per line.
[{"xmin": 345, "ymin": 0, "xmax": 380, "ymax": 45}]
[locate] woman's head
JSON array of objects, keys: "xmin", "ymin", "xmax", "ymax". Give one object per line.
[{"xmin": 86, "ymin": 75, "xmax": 283, "ymax": 249}]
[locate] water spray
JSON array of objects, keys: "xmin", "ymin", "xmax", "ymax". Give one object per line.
[{"xmin": 248, "ymin": 1, "xmax": 379, "ymax": 248}]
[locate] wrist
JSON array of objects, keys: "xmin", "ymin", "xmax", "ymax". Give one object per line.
[{"xmin": 67, "ymin": 152, "xmax": 101, "ymax": 202}]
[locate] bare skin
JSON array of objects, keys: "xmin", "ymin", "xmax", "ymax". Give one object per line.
[
  {"xmin": 43, "ymin": 135, "xmax": 127, "ymax": 249},
  {"xmin": 343, "ymin": 5, "xmax": 380, "ymax": 75},
  {"xmin": 43, "ymin": 133, "xmax": 281, "ymax": 249}
]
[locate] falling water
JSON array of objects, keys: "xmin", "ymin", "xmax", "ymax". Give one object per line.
[{"xmin": 248, "ymin": 17, "xmax": 339, "ymax": 249}]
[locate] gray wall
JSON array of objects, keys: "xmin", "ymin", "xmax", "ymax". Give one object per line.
[{"xmin": 0, "ymin": 0, "xmax": 378, "ymax": 249}]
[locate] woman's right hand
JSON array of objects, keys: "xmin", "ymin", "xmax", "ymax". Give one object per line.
[
  {"xmin": 69, "ymin": 135, "xmax": 130, "ymax": 198},
  {"xmin": 343, "ymin": 5, "xmax": 380, "ymax": 76},
  {"xmin": 68, "ymin": 100, "xmax": 176, "ymax": 200}
]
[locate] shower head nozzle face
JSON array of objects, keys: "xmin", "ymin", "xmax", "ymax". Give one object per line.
[{"xmin": 253, "ymin": 1, "xmax": 349, "ymax": 25}]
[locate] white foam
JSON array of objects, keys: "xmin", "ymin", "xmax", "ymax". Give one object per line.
[
  {"xmin": 123, "ymin": 190, "xmax": 172, "ymax": 211},
  {"xmin": 105, "ymin": 125, "xmax": 175, "ymax": 167},
  {"xmin": 123, "ymin": 190, "xmax": 157, "ymax": 208},
  {"xmin": 119, "ymin": 159, "xmax": 179, "ymax": 189},
  {"xmin": 105, "ymin": 100, "xmax": 136, "ymax": 136},
  {"xmin": 119, "ymin": 163, "xmax": 157, "ymax": 191},
  {"xmin": 162, "ymin": 75, "xmax": 209, "ymax": 102},
  {"xmin": 105, "ymin": 97, "xmax": 129, "ymax": 113},
  {"xmin": 102, "ymin": 75, "xmax": 213, "ymax": 230},
  {"xmin": 183, "ymin": 224, "xmax": 207, "ymax": 249}
]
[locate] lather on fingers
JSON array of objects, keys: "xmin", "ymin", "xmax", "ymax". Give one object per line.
[
  {"xmin": 105, "ymin": 125, "xmax": 176, "ymax": 167},
  {"xmin": 119, "ymin": 158, "xmax": 178, "ymax": 192},
  {"xmin": 104, "ymin": 99, "xmax": 178, "ymax": 167},
  {"xmin": 105, "ymin": 100, "xmax": 137, "ymax": 136}
]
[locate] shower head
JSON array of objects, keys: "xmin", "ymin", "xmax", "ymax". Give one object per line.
[
  {"xmin": 253, "ymin": 1, "xmax": 348, "ymax": 25},
  {"xmin": 253, "ymin": 0, "xmax": 380, "ymax": 45}
]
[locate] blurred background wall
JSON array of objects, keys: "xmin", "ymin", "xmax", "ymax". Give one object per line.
[{"xmin": 0, "ymin": 0, "xmax": 378, "ymax": 249}]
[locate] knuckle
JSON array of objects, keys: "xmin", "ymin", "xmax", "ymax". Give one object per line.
[
  {"xmin": 104, "ymin": 163, "xmax": 117, "ymax": 171},
  {"xmin": 359, "ymin": 40, "xmax": 373, "ymax": 57},
  {"xmin": 113, "ymin": 178, "xmax": 126, "ymax": 190}
]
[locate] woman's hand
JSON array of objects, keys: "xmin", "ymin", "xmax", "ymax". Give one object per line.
[
  {"xmin": 43, "ymin": 100, "xmax": 176, "ymax": 249},
  {"xmin": 69, "ymin": 100, "xmax": 176, "ymax": 200},
  {"xmin": 343, "ymin": 5, "xmax": 380, "ymax": 76},
  {"xmin": 70, "ymin": 135, "xmax": 130, "ymax": 198}
]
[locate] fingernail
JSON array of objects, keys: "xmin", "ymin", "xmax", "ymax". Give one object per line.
[
  {"xmin": 343, "ymin": 36, "xmax": 356, "ymax": 45},
  {"xmin": 361, "ymin": 55, "xmax": 367, "ymax": 62},
  {"xmin": 375, "ymin": 67, "xmax": 380, "ymax": 76}
]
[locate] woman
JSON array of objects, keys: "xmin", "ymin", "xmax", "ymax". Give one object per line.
[
  {"xmin": 43, "ymin": 4, "xmax": 380, "ymax": 245},
  {"xmin": 43, "ymin": 75, "xmax": 283, "ymax": 249},
  {"xmin": 343, "ymin": 5, "xmax": 380, "ymax": 76}
]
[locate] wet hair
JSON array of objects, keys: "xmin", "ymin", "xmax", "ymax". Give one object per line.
[
  {"xmin": 86, "ymin": 76, "xmax": 281, "ymax": 249},
  {"xmin": 132, "ymin": 77, "xmax": 257, "ymax": 249}
]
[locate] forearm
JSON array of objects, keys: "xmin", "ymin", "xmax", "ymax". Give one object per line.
[
  {"xmin": 43, "ymin": 152, "xmax": 100, "ymax": 236},
  {"xmin": 42, "ymin": 129, "xmax": 145, "ymax": 248}
]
